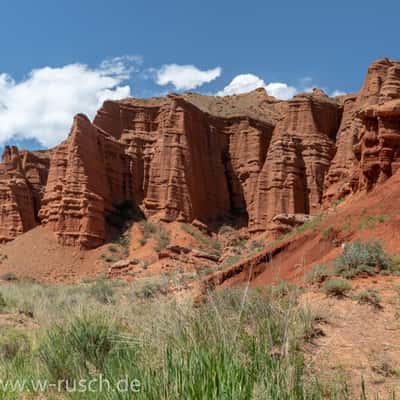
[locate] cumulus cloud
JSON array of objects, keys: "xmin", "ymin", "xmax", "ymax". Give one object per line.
[
  {"xmin": 217, "ymin": 73, "xmax": 296, "ymax": 100},
  {"xmin": 155, "ymin": 64, "xmax": 222, "ymax": 90},
  {"xmin": 0, "ymin": 56, "xmax": 139, "ymax": 148}
]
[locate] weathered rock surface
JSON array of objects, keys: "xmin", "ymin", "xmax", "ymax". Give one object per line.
[
  {"xmin": 251, "ymin": 90, "xmax": 341, "ymax": 231},
  {"xmin": 1, "ymin": 59, "xmax": 400, "ymax": 248},
  {"xmin": 267, "ymin": 213, "xmax": 315, "ymax": 238},
  {"xmin": 324, "ymin": 58, "xmax": 400, "ymax": 198},
  {"xmin": 0, "ymin": 146, "xmax": 50, "ymax": 243}
]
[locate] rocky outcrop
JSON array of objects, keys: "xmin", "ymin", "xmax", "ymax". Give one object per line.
[
  {"xmin": 250, "ymin": 90, "xmax": 341, "ymax": 231},
  {"xmin": 39, "ymin": 114, "xmax": 129, "ymax": 248},
  {"xmin": 0, "ymin": 146, "xmax": 50, "ymax": 243},
  {"xmin": 1, "ymin": 59, "xmax": 400, "ymax": 248},
  {"xmin": 324, "ymin": 58, "xmax": 400, "ymax": 198},
  {"xmin": 267, "ymin": 213, "xmax": 315, "ymax": 238}
]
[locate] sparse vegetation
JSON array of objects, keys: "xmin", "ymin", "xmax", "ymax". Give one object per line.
[
  {"xmin": 334, "ymin": 240, "xmax": 394, "ymax": 278},
  {"xmin": 323, "ymin": 278, "xmax": 352, "ymax": 297},
  {"xmin": 219, "ymin": 255, "xmax": 240, "ymax": 269},
  {"xmin": 355, "ymin": 289, "xmax": 382, "ymax": 308},
  {"xmin": 182, "ymin": 223, "xmax": 222, "ymax": 256},
  {"xmin": 279, "ymin": 215, "xmax": 323, "ymax": 240},
  {"xmin": 305, "ymin": 264, "xmax": 331, "ymax": 284},
  {"xmin": 332, "ymin": 197, "xmax": 345, "ymax": 210},
  {"xmin": 358, "ymin": 214, "xmax": 389, "ymax": 230},
  {"xmin": 140, "ymin": 221, "xmax": 171, "ymax": 252},
  {"xmin": 249, "ymin": 240, "xmax": 263, "ymax": 253},
  {"xmin": 0, "ymin": 281, "xmax": 356, "ymax": 399}
]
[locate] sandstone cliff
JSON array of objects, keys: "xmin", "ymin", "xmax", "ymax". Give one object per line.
[
  {"xmin": 0, "ymin": 59, "xmax": 399, "ymax": 248},
  {"xmin": 0, "ymin": 146, "xmax": 50, "ymax": 243}
]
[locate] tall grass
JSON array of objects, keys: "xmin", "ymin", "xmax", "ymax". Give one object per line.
[{"xmin": 0, "ymin": 281, "xmax": 358, "ymax": 399}]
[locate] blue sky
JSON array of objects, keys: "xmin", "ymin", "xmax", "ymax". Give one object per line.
[{"xmin": 0, "ymin": 0, "xmax": 399, "ymax": 150}]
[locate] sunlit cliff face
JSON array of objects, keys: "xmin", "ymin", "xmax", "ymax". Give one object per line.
[{"xmin": 355, "ymin": 102, "xmax": 400, "ymax": 190}]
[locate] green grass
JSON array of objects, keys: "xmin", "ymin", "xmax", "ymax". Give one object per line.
[{"xmin": 0, "ymin": 281, "xmax": 357, "ymax": 399}]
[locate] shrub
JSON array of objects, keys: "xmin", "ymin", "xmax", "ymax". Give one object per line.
[
  {"xmin": 0, "ymin": 327, "xmax": 30, "ymax": 359},
  {"xmin": 88, "ymin": 279, "xmax": 115, "ymax": 305},
  {"xmin": 355, "ymin": 289, "xmax": 382, "ymax": 308},
  {"xmin": 334, "ymin": 240, "xmax": 394, "ymax": 278},
  {"xmin": 305, "ymin": 264, "xmax": 331, "ymax": 284},
  {"xmin": 323, "ymin": 278, "xmax": 351, "ymax": 297}
]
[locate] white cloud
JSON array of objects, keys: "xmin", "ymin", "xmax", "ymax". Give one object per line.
[
  {"xmin": 331, "ymin": 90, "xmax": 347, "ymax": 97},
  {"xmin": 0, "ymin": 56, "xmax": 139, "ymax": 148},
  {"xmin": 217, "ymin": 73, "xmax": 296, "ymax": 100},
  {"xmin": 155, "ymin": 64, "xmax": 222, "ymax": 90}
]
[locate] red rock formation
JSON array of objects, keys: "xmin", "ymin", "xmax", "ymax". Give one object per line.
[
  {"xmin": 250, "ymin": 91, "xmax": 341, "ymax": 231},
  {"xmin": 0, "ymin": 146, "xmax": 49, "ymax": 243},
  {"xmin": 39, "ymin": 114, "xmax": 118, "ymax": 248},
  {"xmin": 1, "ymin": 59, "xmax": 400, "ymax": 248}
]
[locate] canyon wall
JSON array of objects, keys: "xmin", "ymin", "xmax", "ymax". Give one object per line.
[
  {"xmin": 0, "ymin": 59, "xmax": 399, "ymax": 247},
  {"xmin": 0, "ymin": 146, "xmax": 50, "ymax": 243}
]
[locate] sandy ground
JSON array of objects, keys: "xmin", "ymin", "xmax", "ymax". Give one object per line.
[{"xmin": 303, "ymin": 275, "xmax": 400, "ymax": 398}]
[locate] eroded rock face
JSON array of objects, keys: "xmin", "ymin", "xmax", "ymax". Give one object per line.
[
  {"xmin": 251, "ymin": 91, "xmax": 341, "ymax": 231},
  {"xmin": 0, "ymin": 146, "xmax": 50, "ymax": 243},
  {"xmin": 324, "ymin": 58, "xmax": 400, "ymax": 198},
  {"xmin": 1, "ymin": 59, "xmax": 400, "ymax": 248}
]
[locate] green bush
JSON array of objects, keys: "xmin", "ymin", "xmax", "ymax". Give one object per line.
[
  {"xmin": 334, "ymin": 240, "xmax": 394, "ymax": 278},
  {"xmin": 355, "ymin": 289, "xmax": 382, "ymax": 308},
  {"xmin": 305, "ymin": 264, "xmax": 331, "ymax": 284},
  {"xmin": 323, "ymin": 278, "xmax": 351, "ymax": 297}
]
